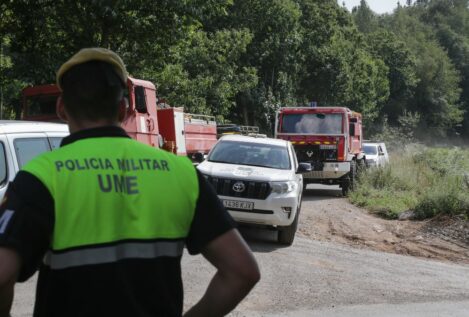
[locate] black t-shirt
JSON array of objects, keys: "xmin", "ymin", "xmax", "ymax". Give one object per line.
[{"xmin": 0, "ymin": 126, "xmax": 235, "ymax": 317}]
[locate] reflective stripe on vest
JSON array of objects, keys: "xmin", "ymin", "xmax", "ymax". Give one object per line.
[
  {"xmin": 22, "ymin": 137, "xmax": 198, "ymax": 263},
  {"xmin": 44, "ymin": 239, "xmax": 185, "ymax": 270}
]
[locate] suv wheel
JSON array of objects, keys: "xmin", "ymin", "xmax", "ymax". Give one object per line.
[{"xmin": 278, "ymin": 208, "xmax": 299, "ymax": 245}]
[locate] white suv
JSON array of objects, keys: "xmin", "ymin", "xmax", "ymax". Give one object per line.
[
  {"xmin": 363, "ymin": 142, "xmax": 389, "ymax": 168},
  {"xmin": 197, "ymin": 134, "xmax": 311, "ymax": 245},
  {"xmin": 0, "ymin": 121, "xmax": 69, "ymax": 199}
]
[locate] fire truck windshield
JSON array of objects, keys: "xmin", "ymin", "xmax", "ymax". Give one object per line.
[
  {"xmin": 281, "ymin": 113, "xmax": 343, "ymax": 134},
  {"xmin": 24, "ymin": 95, "xmax": 57, "ymax": 117}
]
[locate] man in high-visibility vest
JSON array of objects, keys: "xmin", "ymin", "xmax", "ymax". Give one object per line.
[{"xmin": 0, "ymin": 48, "xmax": 260, "ymax": 317}]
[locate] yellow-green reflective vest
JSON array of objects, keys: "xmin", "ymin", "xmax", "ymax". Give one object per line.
[{"xmin": 22, "ymin": 137, "xmax": 198, "ymax": 268}]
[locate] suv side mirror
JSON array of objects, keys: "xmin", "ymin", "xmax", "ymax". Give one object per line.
[
  {"xmin": 297, "ymin": 162, "xmax": 312, "ymax": 173},
  {"xmin": 193, "ymin": 152, "xmax": 205, "ymax": 163}
]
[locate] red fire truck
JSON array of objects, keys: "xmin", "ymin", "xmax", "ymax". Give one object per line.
[
  {"xmin": 275, "ymin": 106, "xmax": 366, "ymax": 195},
  {"xmin": 21, "ymin": 77, "xmax": 217, "ymax": 162}
]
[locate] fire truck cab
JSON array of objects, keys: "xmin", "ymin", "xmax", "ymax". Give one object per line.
[
  {"xmin": 21, "ymin": 78, "xmax": 217, "ymax": 162},
  {"xmin": 275, "ymin": 106, "xmax": 365, "ymax": 195}
]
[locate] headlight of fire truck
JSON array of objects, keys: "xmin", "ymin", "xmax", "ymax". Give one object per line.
[{"xmin": 270, "ymin": 181, "xmax": 297, "ymax": 194}]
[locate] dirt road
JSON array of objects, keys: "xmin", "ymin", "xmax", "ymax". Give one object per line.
[{"xmin": 10, "ymin": 184, "xmax": 469, "ymax": 316}]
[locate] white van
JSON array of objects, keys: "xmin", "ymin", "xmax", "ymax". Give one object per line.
[
  {"xmin": 0, "ymin": 121, "xmax": 69, "ymax": 199},
  {"xmin": 363, "ymin": 142, "xmax": 389, "ymax": 168}
]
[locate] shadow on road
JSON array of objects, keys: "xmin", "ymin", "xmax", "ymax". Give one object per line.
[
  {"xmin": 238, "ymin": 226, "xmax": 289, "ymax": 253},
  {"xmin": 302, "ymin": 184, "xmax": 344, "ymax": 201},
  {"xmin": 235, "ymin": 184, "xmax": 346, "ymax": 253}
]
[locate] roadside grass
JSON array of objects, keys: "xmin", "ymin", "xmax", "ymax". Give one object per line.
[{"xmin": 350, "ymin": 146, "xmax": 469, "ymax": 220}]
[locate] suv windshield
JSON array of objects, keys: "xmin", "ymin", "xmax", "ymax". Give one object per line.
[
  {"xmin": 209, "ymin": 140, "xmax": 290, "ymax": 170},
  {"xmin": 281, "ymin": 113, "xmax": 343, "ymax": 134}
]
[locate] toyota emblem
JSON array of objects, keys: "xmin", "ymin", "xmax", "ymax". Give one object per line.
[
  {"xmin": 232, "ymin": 182, "xmax": 246, "ymax": 193},
  {"xmin": 306, "ymin": 150, "xmax": 314, "ymax": 157}
]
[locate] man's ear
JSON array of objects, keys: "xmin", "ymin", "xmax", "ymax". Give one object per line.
[
  {"xmin": 117, "ymin": 97, "xmax": 128, "ymax": 123},
  {"xmin": 56, "ymin": 95, "xmax": 68, "ymax": 122}
]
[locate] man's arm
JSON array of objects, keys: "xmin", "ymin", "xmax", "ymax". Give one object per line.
[
  {"xmin": 184, "ymin": 229, "xmax": 260, "ymax": 317},
  {"xmin": 0, "ymin": 248, "xmax": 20, "ymax": 317},
  {"xmin": 0, "ymin": 172, "xmax": 55, "ymax": 317}
]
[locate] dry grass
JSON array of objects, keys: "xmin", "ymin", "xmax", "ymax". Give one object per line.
[{"xmin": 350, "ymin": 145, "xmax": 469, "ymax": 219}]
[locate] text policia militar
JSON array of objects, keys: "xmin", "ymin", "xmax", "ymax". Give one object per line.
[{"xmin": 54, "ymin": 158, "xmax": 170, "ymax": 195}]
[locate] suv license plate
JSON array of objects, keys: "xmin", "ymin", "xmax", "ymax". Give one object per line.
[{"xmin": 223, "ymin": 200, "xmax": 254, "ymax": 210}]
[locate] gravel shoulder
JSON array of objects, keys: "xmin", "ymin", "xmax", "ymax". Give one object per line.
[{"xmin": 299, "ymin": 184, "xmax": 469, "ymax": 265}]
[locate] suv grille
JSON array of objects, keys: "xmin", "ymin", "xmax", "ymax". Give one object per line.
[{"xmin": 206, "ymin": 177, "xmax": 271, "ymax": 199}]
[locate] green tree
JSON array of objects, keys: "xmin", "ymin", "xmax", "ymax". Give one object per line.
[
  {"xmin": 352, "ymin": 0, "xmax": 379, "ymax": 33},
  {"xmin": 419, "ymin": 0, "xmax": 469, "ymax": 136},
  {"xmin": 219, "ymin": 0, "xmax": 303, "ymax": 130},
  {"xmin": 0, "ymin": 4, "xmax": 24, "ymax": 119},
  {"xmin": 2, "ymin": 0, "xmax": 232, "ymax": 83},
  {"xmin": 366, "ymin": 30, "xmax": 418, "ymax": 126},
  {"xmin": 3, "ymin": 0, "xmax": 257, "ymax": 121},
  {"xmin": 146, "ymin": 29, "xmax": 257, "ymax": 118},
  {"xmin": 382, "ymin": 5, "xmax": 464, "ymax": 135},
  {"xmin": 297, "ymin": 0, "xmax": 389, "ymax": 124}
]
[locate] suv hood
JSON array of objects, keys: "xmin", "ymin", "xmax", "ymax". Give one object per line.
[{"xmin": 198, "ymin": 161, "xmax": 293, "ymax": 182}]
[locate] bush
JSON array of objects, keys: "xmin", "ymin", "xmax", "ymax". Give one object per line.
[
  {"xmin": 414, "ymin": 191, "xmax": 469, "ymax": 219},
  {"xmin": 350, "ymin": 145, "xmax": 469, "ymax": 220}
]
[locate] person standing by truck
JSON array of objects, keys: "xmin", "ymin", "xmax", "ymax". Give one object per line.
[{"xmin": 0, "ymin": 48, "xmax": 259, "ymax": 317}]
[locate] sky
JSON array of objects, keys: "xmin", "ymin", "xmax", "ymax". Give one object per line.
[{"xmin": 338, "ymin": 0, "xmax": 399, "ymax": 14}]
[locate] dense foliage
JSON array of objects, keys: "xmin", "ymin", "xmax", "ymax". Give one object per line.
[
  {"xmin": 350, "ymin": 146, "xmax": 469, "ymax": 219},
  {"xmin": 1, "ymin": 0, "xmax": 469, "ymax": 139}
]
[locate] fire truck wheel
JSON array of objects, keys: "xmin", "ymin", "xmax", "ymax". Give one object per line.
[
  {"xmin": 350, "ymin": 160, "xmax": 357, "ymax": 187},
  {"xmin": 357, "ymin": 158, "xmax": 366, "ymax": 175},
  {"xmin": 341, "ymin": 184, "xmax": 348, "ymax": 196},
  {"xmin": 278, "ymin": 209, "xmax": 299, "ymax": 245},
  {"xmin": 342, "ymin": 160, "xmax": 357, "ymax": 196}
]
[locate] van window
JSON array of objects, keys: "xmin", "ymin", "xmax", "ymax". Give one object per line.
[
  {"xmin": 14, "ymin": 138, "xmax": 50, "ymax": 168},
  {"xmin": 49, "ymin": 137, "xmax": 63, "ymax": 150},
  {"xmin": 0, "ymin": 143, "xmax": 7, "ymax": 185}
]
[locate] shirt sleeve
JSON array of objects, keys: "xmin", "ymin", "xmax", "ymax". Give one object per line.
[
  {"xmin": 0, "ymin": 171, "xmax": 54, "ymax": 282},
  {"xmin": 185, "ymin": 170, "xmax": 236, "ymax": 255}
]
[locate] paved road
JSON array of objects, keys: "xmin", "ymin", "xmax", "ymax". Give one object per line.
[
  {"xmin": 268, "ymin": 301, "xmax": 469, "ymax": 317},
  {"xmin": 183, "ymin": 184, "xmax": 469, "ymax": 316},
  {"xmin": 182, "ymin": 236, "xmax": 469, "ymax": 316},
  {"xmin": 11, "ymin": 185, "xmax": 469, "ymax": 316}
]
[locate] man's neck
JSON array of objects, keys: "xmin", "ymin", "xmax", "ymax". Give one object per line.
[{"xmin": 68, "ymin": 119, "xmax": 121, "ymax": 134}]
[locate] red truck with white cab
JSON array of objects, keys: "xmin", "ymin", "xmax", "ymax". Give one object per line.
[
  {"xmin": 21, "ymin": 77, "xmax": 217, "ymax": 162},
  {"xmin": 275, "ymin": 106, "xmax": 366, "ymax": 195}
]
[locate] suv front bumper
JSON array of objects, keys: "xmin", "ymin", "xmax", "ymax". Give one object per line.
[{"xmin": 220, "ymin": 191, "xmax": 300, "ymax": 227}]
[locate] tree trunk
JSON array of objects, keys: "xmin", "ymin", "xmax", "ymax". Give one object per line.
[{"xmin": 242, "ymin": 103, "xmax": 249, "ymax": 125}]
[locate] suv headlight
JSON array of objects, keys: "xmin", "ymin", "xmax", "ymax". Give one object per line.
[
  {"xmin": 270, "ymin": 181, "xmax": 297, "ymax": 194},
  {"xmin": 200, "ymin": 173, "xmax": 210, "ymax": 180}
]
